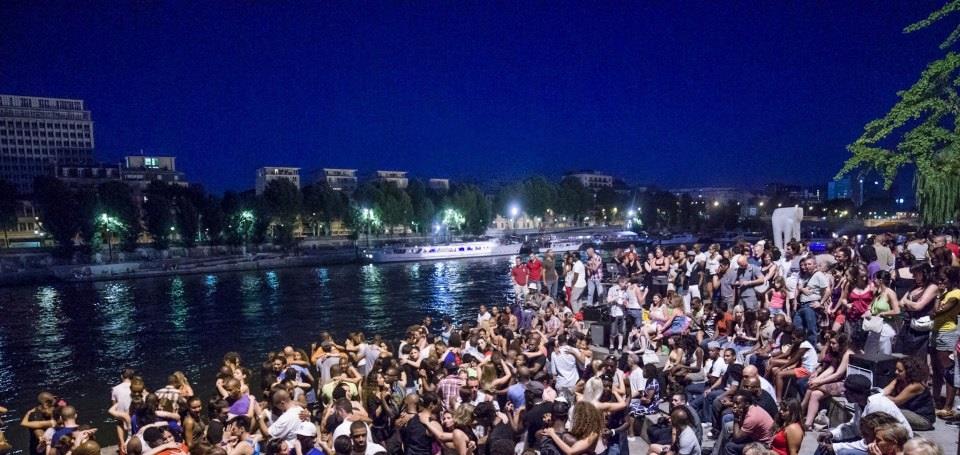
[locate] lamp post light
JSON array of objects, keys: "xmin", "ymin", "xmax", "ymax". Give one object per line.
[
  {"xmin": 509, "ymin": 204, "xmax": 520, "ymax": 231},
  {"xmin": 97, "ymin": 213, "xmax": 125, "ymax": 263},
  {"xmin": 238, "ymin": 210, "xmax": 255, "ymax": 256}
]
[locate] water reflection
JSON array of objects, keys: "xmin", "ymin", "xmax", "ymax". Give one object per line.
[
  {"xmin": 34, "ymin": 286, "xmax": 73, "ymax": 384},
  {"xmin": 360, "ymin": 264, "xmax": 387, "ymax": 332},
  {"xmin": 95, "ymin": 281, "xmax": 138, "ymax": 372},
  {"xmin": 240, "ymin": 274, "xmax": 264, "ymax": 320},
  {"xmin": 170, "ymin": 277, "xmax": 188, "ymax": 331}
]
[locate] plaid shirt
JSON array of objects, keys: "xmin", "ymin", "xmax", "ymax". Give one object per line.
[
  {"xmin": 437, "ymin": 374, "xmax": 464, "ymax": 410},
  {"xmin": 588, "ymin": 254, "xmax": 603, "ymax": 281}
]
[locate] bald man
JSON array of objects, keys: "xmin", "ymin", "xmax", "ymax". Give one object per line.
[
  {"xmin": 742, "ymin": 365, "xmax": 777, "ymax": 404},
  {"xmin": 268, "ymin": 389, "xmax": 307, "ymax": 441}
]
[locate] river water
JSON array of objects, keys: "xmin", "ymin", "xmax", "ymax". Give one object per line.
[{"xmin": 0, "ymin": 258, "xmax": 515, "ymax": 451}]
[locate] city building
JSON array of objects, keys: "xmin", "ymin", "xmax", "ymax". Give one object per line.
[
  {"xmin": 256, "ymin": 166, "xmax": 301, "ymax": 195},
  {"xmin": 765, "ymin": 182, "xmax": 823, "ymax": 204},
  {"xmin": 827, "ymin": 176, "xmax": 854, "ymax": 201},
  {"xmin": 0, "ymin": 94, "xmax": 95, "ymax": 194},
  {"xmin": 1, "ymin": 200, "xmax": 47, "ymax": 248},
  {"xmin": 314, "ymin": 168, "xmax": 358, "ymax": 193},
  {"xmin": 565, "ymin": 170, "xmax": 613, "ymax": 191},
  {"xmin": 670, "ymin": 187, "xmax": 749, "ymax": 204},
  {"xmin": 428, "ymin": 178, "xmax": 450, "ymax": 191},
  {"xmin": 56, "ymin": 163, "xmax": 122, "ymax": 189},
  {"xmin": 375, "ymin": 170, "xmax": 409, "ymax": 189},
  {"xmin": 122, "ymin": 156, "xmax": 187, "ymax": 191}
]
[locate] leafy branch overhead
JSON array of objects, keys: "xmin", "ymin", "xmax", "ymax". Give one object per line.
[{"xmin": 838, "ymin": 0, "xmax": 960, "ymax": 224}]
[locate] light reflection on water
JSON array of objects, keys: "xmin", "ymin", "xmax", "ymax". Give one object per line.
[{"xmin": 0, "ymin": 258, "xmax": 513, "ymax": 450}]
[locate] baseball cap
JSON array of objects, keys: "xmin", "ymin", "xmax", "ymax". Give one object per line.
[
  {"xmin": 844, "ymin": 375, "xmax": 871, "ymax": 394},
  {"xmin": 707, "ymin": 341, "xmax": 722, "ymax": 350},
  {"xmin": 296, "ymin": 422, "xmax": 318, "ymax": 437}
]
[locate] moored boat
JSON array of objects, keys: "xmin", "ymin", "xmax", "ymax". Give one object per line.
[{"xmin": 364, "ymin": 239, "xmax": 522, "ymax": 263}]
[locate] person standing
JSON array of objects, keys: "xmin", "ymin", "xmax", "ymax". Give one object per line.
[
  {"xmin": 511, "ymin": 256, "xmax": 529, "ymax": 302},
  {"xmin": 570, "ymin": 253, "xmax": 587, "ymax": 313},
  {"xmin": 527, "ymin": 253, "xmax": 543, "ymax": 293},
  {"xmin": 542, "ymin": 250, "xmax": 559, "ymax": 299},
  {"xmin": 585, "ymin": 248, "xmax": 604, "ymax": 307},
  {"xmin": 795, "ymin": 257, "xmax": 826, "ymax": 346},
  {"xmin": 734, "ymin": 256, "xmax": 765, "ymax": 312}
]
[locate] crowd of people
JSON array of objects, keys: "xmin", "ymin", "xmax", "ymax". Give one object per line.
[{"xmin": 5, "ymin": 231, "xmax": 959, "ymax": 455}]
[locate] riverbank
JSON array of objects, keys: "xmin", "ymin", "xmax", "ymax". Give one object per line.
[{"xmin": 48, "ymin": 249, "xmax": 359, "ymax": 283}]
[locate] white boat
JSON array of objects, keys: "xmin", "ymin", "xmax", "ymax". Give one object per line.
[
  {"xmin": 656, "ymin": 233, "xmax": 700, "ymax": 246},
  {"xmin": 543, "ymin": 239, "xmax": 583, "ymax": 253},
  {"xmin": 365, "ymin": 239, "xmax": 523, "ymax": 263}
]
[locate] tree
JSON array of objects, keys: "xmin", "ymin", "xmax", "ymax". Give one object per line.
[
  {"xmin": 33, "ymin": 177, "xmax": 80, "ymax": 256},
  {"xmin": 200, "ymin": 194, "xmax": 225, "ymax": 244},
  {"xmin": 97, "ymin": 181, "xmax": 140, "ymax": 251},
  {"xmin": 556, "ymin": 177, "xmax": 593, "ymax": 223},
  {"xmin": 143, "ymin": 183, "xmax": 176, "ymax": 250},
  {"xmin": 407, "ymin": 180, "xmax": 435, "ymax": 234},
  {"xmin": 261, "ymin": 179, "xmax": 302, "ymax": 247},
  {"xmin": 522, "ymin": 176, "xmax": 558, "ymax": 217},
  {"xmin": 837, "ymin": 1, "xmax": 960, "ymax": 225},
  {"xmin": 448, "ymin": 184, "xmax": 491, "ymax": 235},
  {"xmin": 176, "ymin": 194, "xmax": 200, "ymax": 248},
  {"xmin": 376, "ymin": 183, "xmax": 413, "ymax": 234},
  {"xmin": 0, "ymin": 180, "xmax": 17, "ymax": 248},
  {"xmin": 303, "ymin": 183, "xmax": 349, "ymax": 236}
]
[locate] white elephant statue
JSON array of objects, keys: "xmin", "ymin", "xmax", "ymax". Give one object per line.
[{"xmin": 771, "ymin": 206, "xmax": 803, "ymax": 251}]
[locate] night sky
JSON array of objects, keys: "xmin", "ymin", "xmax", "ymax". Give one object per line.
[{"xmin": 0, "ymin": 1, "xmax": 950, "ymax": 194}]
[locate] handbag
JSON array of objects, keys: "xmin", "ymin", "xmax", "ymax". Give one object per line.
[
  {"xmin": 862, "ymin": 316, "xmax": 884, "ymax": 333},
  {"xmin": 910, "ymin": 315, "xmax": 934, "ymax": 332}
]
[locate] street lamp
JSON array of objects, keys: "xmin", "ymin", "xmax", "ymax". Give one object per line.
[
  {"xmin": 97, "ymin": 213, "xmax": 125, "ymax": 263},
  {"xmin": 237, "ymin": 210, "xmax": 255, "ymax": 255},
  {"xmin": 509, "ymin": 204, "xmax": 519, "ymax": 230},
  {"xmin": 359, "ymin": 207, "xmax": 380, "ymax": 247}
]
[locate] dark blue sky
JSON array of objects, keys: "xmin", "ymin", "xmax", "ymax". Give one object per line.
[{"xmin": 0, "ymin": 1, "xmax": 949, "ymax": 193}]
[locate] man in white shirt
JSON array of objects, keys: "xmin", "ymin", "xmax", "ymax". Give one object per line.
[
  {"xmin": 606, "ymin": 276, "xmax": 628, "ymax": 351},
  {"xmin": 111, "ymin": 368, "xmax": 136, "ymax": 446},
  {"xmin": 551, "ymin": 334, "xmax": 584, "ymax": 403},
  {"xmin": 268, "ymin": 390, "xmax": 307, "ymax": 441},
  {"xmin": 476, "ymin": 305, "xmax": 492, "ymax": 326},
  {"xmin": 824, "ymin": 375, "xmax": 912, "ymax": 454},
  {"xmin": 570, "ymin": 253, "xmax": 587, "ymax": 312},
  {"xmin": 626, "ymin": 354, "xmax": 646, "ymax": 398}
]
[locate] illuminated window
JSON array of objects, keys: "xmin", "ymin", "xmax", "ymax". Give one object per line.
[{"xmin": 144, "ymin": 157, "xmax": 159, "ymax": 168}]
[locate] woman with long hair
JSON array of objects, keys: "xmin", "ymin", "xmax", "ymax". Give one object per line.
[
  {"xmin": 801, "ymin": 333, "xmax": 853, "ymax": 429},
  {"xmin": 541, "ymin": 401, "xmax": 603, "ymax": 455},
  {"xmin": 645, "ymin": 247, "xmax": 671, "ymax": 303},
  {"xmin": 837, "ymin": 265, "xmax": 873, "ymax": 348},
  {"xmin": 756, "ymin": 251, "xmax": 780, "ymax": 306},
  {"xmin": 898, "ymin": 263, "xmax": 940, "ymax": 355},
  {"xmin": 864, "ymin": 270, "xmax": 900, "ymax": 355},
  {"xmin": 181, "ymin": 396, "xmax": 206, "ymax": 449},
  {"xmin": 440, "ymin": 407, "xmax": 476, "ymax": 455},
  {"xmin": 883, "ymin": 357, "xmax": 936, "ymax": 431},
  {"xmin": 771, "ymin": 398, "xmax": 804, "ymax": 455},
  {"xmin": 933, "ymin": 266, "xmax": 960, "ymax": 418}
]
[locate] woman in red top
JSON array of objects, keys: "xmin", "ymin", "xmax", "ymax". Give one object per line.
[
  {"xmin": 837, "ymin": 265, "xmax": 873, "ymax": 345},
  {"xmin": 770, "ymin": 398, "xmax": 804, "ymax": 455}
]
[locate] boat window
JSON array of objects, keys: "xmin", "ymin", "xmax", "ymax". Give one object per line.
[
  {"xmin": 459, "ymin": 247, "xmax": 464, "ymax": 251},
  {"xmin": 429, "ymin": 249, "xmax": 436, "ymax": 253}
]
